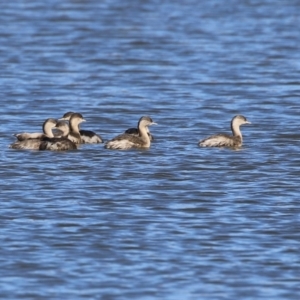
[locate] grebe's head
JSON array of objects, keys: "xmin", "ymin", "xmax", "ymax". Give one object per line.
[
  {"xmin": 231, "ymin": 115, "xmax": 251, "ymax": 127},
  {"xmin": 55, "ymin": 120, "xmax": 70, "ymax": 136},
  {"xmin": 43, "ymin": 118, "xmax": 57, "ymax": 129},
  {"xmin": 59, "ymin": 111, "xmax": 75, "ymax": 121},
  {"xmin": 69, "ymin": 113, "xmax": 86, "ymax": 124},
  {"xmin": 138, "ymin": 116, "xmax": 157, "ymax": 128}
]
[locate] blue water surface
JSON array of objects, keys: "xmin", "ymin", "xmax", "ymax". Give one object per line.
[{"xmin": 1, "ymin": 1, "xmax": 300, "ymax": 299}]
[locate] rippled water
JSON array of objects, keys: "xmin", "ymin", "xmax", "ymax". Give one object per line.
[{"xmin": 1, "ymin": 0, "xmax": 300, "ymax": 299}]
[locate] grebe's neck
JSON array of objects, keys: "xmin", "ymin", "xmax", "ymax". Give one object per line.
[
  {"xmin": 70, "ymin": 120, "xmax": 80, "ymax": 133},
  {"xmin": 68, "ymin": 119, "xmax": 82, "ymax": 143},
  {"xmin": 43, "ymin": 123, "xmax": 55, "ymax": 138},
  {"xmin": 231, "ymin": 122, "xmax": 242, "ymax": 141},
  {"xmin": 61, "ymin": 127, "xmax": 69, "ymax": 137},
  {"xmin": 139, "ymin": 126, "xmax": 151, "ymax": 147}
]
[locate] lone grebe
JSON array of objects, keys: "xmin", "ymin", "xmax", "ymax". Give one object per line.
[
  {"xmin": 39, "ymin": 121, "xmax": 77, "ymax": 151},
  {"xmin": 105, "ymin": 116, "xmax": 157, "ymax": 150},
  {"xmin": 60, "ymin": 112, "xmax": 103, "ymax": 143},
  {"xmin": 66, "ymin": 113, "xmax": 86, "ymax": 144},
  {"xmin": 9, "ymin": 118, "xmax": 57, "ymax": 150},
  {"xmin": 199, "ymin": 115, "xmax": 251, "ymax": 148}
]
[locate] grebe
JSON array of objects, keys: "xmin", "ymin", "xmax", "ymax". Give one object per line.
[
  {"xmin": 39, "ymin": 121, "xmax": 77, "ymax": 151},
  {"xmin": 9, "ymin": 118, "xmax": 58, "ymax": 150},
  {"xmin": 105, "ymin": 116, "xmax": 156, "ymax": 150},
  {"xmin": 66, "ymin": 113, "xmax": 86, "ymax": 144},
  {"xmin": 60, "ymin": 112, "xmax": 103, "ymax": 143},
  {"xmin": 199, "ymin": 115, "xmax": 251, "ymax": 148}
]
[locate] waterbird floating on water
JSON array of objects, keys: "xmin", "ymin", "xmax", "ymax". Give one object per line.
[
  {"xmin": 105, "ymin": 116, "xmax": 156, "ymax": 150},
  {"xmin": 198, "ymin": 115, "xmax": 251, "ymax": 148}
]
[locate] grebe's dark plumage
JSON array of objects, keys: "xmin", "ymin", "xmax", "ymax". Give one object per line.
[
  {"xmin": 10, "ymin": 118, "xmax": 58, "ymax": 150},
  {"xmin": 199, "ymin": 115, "xmax": 251, "ymax": 148},
  {"xmin": 39, "ymin": 121, "xmax": 77, "ymax": 151},
  {"xmin": 60, "ymin": 112, "xmax": 103, "ymax": 143},
  {"xmin": 105, "ymin": 116, "xmax": 156, "ymax": 150}
]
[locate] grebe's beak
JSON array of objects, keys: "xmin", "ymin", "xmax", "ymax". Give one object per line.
[
  {"xmin": 151, "ymin": 122, "xmax": 157, "ymax": 125},
  {"xmin": 82, "ymin": 119, "xmax": 86, "ymax": 122},
  {"xmin": 245, "ymin": 120, "xmax": 251, "ymax": 124}
]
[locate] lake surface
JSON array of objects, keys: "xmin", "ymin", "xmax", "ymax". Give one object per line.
[{"xmin": 1, "ymin": 0, "xmax": 300, "ymax": 299}]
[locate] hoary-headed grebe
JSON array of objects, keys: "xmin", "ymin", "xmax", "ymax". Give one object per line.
[
  {"xmin": 39, "ymin": 121, "xmax": 77, "ymax": 151},
  {"xmin": 105, "ymin": 116, "xmax": 156, "ymax": 150},
  {"xmin": 9, "ymin": 118, "xmax": 57, "ymax": 150},
  {"xmin": 60, "ymin": 111, "xmax": 103, "ymax": 143},
  {"xmin": 199, "ymin": 115, "xmax": 251, "ymax": 148}
]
